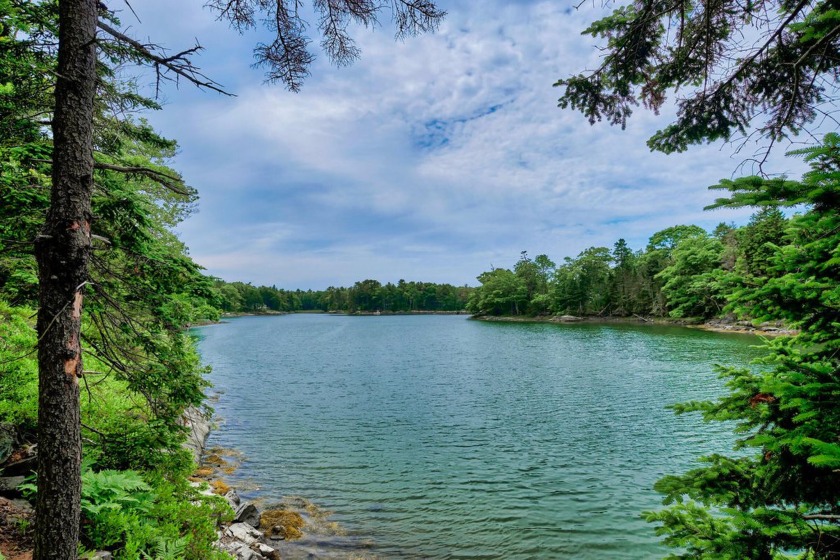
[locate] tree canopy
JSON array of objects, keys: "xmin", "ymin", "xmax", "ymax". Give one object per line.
[{"xmin": 555, "ymin": 0, "xmax": 840, "ymax": 157}]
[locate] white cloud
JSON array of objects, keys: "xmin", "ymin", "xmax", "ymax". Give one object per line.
[{"xmin": 134, "ymin": 0, "xmax": 809, "ymax": 288}]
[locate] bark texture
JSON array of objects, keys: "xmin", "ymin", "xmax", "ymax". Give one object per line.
[{"xmin": 34, "ymin": 1, "xmax": 98, "ymax": 558}]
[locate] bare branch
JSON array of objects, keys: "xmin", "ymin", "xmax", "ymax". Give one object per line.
[{"xmin": 96, "ymin": 20, "xmax": 234, "ymax": 96}]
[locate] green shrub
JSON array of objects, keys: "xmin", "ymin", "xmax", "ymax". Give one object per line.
[
  {"xmin": 0, "ymin": 301, "xmax": 38, "ymax": 430},
  {"xmin": 21, "ymin": 464, "xmax": 233, "ymax": 559}
]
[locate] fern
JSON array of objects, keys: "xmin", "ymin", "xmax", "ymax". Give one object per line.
[
  {"xmin": 140, "ymin": 536, "xmax": 189, "ymax": 560},
  {"xmin": 81, "ymin": 468, "xmax": 152, "ymax": 519}
]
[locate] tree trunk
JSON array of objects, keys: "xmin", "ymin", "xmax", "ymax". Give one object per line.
[{"xmin": 34, "ymin": 1, "xmax": 98, "ymax": 558}]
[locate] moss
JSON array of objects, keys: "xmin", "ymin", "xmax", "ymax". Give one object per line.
[
  {"xmin": 193, "ymin": 467, "xmax": 214, "ymax": 478},
  {"xmin": 209, "ymin": 479, "xmax": 231, "ymax": 495},
  {"xmin": 260, "ymin": 509, "xmax": 305, "ymax": 540},
  {"xmin": 203, "ymin": 454, "xmax": 226, "ymax": 467}
]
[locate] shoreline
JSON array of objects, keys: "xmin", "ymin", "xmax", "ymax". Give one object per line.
[
  {"xmin": 189, "ymin": 400, "xmax": 360, "ymax": 559},
  {"xmin": 470, "ymin": 314, "xmax": 796, "ymax": 337},
  {"xmin": 221, "ymin": 310, "xmax": 468, "ymax": 317}
]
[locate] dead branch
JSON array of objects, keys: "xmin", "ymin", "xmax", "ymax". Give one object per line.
[{"xmin": 96, "ymin": 20, "xmax": 233, "ymax": 96}]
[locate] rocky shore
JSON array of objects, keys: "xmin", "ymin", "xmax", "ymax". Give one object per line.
[
  {"xmin": 186, "ymin": 407, "xmax": 349, "ymax": 560},
  {"xmin": 183, "ymin": 408, "xmax": 288, "ymax": 560},
  {"xmin": 472, "ymin": 313, "xmax": 796, "ymax": 336}
]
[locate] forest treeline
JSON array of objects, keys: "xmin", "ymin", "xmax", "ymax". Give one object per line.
[
  {"xmin": 467, "ymin": 208, "xmax": 786, "ymax": 320},
  {"xmin": 215, "ymin": 279, "xmax": 472, "ymax": 314}
]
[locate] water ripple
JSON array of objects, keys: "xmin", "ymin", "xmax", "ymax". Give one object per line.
[{"xmin": 195, "ymin": 315, "xmax": 763, "ymax": 559}]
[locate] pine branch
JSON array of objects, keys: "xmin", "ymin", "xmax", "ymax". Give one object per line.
[{"xmin": 92, "ymin": 161, "xmax": 192, "ymax": 197}]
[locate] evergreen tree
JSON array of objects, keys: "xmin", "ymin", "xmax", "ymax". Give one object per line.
[
  {"xmin": 644, "ymin": 134, "xmax": 840, "ymax": 558},
  {"xmin": 27, "ymin": 1, "xmax": 445, "ymax": 556}
]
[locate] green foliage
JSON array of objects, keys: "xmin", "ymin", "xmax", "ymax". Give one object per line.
[
  {"xmin": 79, "ymin": 469, "xmax": 153, "ymax": 549},
  {"xmin": 556, "ymin": 0, "xmax": 839, "ymax": 153},
  {"xmin": 552, "ymin": 247, "xmax": 613, "ymax": 315},
  {"xmin": 140, "ymin": 537, "xmax": 188, "ymax": 560},
  {"xmin": 737, "ymin": 208, "xmax": 787, "ymax": 278},
  {"xmin": 0, "ymin": 300, "xmax": 38, "ymax": 429},
  {"xmin": 645, "ymin": 136, "xmax": 840, "ymax": 558},
  {"xmin": 0, "ymin": 6, "xmax": 231, "ymax": 558},
  {"xmin": 656, "ymin": 235, "xmax": 727, "ymax": 318},
  {"xmin": 466, "ymin": 268, "xmax": 528, "ymax": 316},
  {"xmin": 21, "ymin": 464, "xmax": 233, "ymax": 559}
]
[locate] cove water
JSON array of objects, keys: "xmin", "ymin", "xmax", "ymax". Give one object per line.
[{"xmin": 194, "ymin": 314, "xmax": 763, "ymax": 559}]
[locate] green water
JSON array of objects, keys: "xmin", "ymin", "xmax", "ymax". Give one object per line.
[{"xmin": 195, "ymin": 314, "xmax": 764, "ymax": 559}]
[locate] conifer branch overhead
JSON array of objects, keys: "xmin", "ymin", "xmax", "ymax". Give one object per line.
[
  {"xmin": 207, "ymin": 0, "xmax": 445, "ymax": 91},
  {"xmin": 556, "ymin": 0, "xmax": 840, "ymax": 157}
]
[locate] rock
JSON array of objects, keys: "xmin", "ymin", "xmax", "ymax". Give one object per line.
[
  {"xmin": 236, "ymin": 544, "xmax": 266, "ymax": 560},
  {"xmin": 9, "ymin": 498, "xmax": 33, "ymax": 514},
  {"xmin": 268, "ymin": 528, "xmax": 283, "ymax": 541},
  {"xmin": 0, "ymin": 476, "xmax": 25, "ymax": 496},
  {"xmin": 225, "ymin": 522, "xmax": 263, "ymax": 546},
  {"xmin": 234, "ymin": 502, "xmax": 260, "ymax": 527},
  {"xmin": 80, "ymin": 552, "xmax": 113, "ymax": 560},
  {"xmin": 1, "ymin": 446, "xmax": 36, "ymax": 476},
  {"xmin": 182, "ymin": 406, "xmax": 212, "ymax": 464},
  {"xmin": 225, "ymin": 488, "xmax": 241, "ymax": 508},
  {"xmin": 219, "ymin": 541, "xmax": 266, "ymax": 560},
  {"xmin": 254, "ymin": 543, "xmax": 281, "ymax": 560},
  {"xmin": 0, "ymin": 424, "xmax": 15, "ymax": 465},
  {"xmin": 558, "ymin": 315, "xmax": 582, "ymax": 322},
  {"xmin": 254, "ymin": 543, "xmax": 280, "ymax": 560}
]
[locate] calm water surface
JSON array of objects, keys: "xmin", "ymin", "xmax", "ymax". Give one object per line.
[{"xmin": 194, "ymin": 314, "xmax": 764, "ymax": 559}]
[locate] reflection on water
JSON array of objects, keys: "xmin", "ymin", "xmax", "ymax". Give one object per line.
[{"xmin": 195, "ymin": 315, "xmax": 764, "ymax": 559}]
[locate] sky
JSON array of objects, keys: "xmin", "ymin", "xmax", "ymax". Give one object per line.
[{"xmin": 129, "ymin": 0, "xmax": 808, "ymax": 290}]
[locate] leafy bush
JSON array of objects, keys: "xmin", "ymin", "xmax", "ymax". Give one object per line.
[
  {"xmin": 0, "ymin": 301, "xmax": 38, "ymax": 430},
  {"xmin": 21, "ymin": 464, "xmax": 233, "ymax": 559}
]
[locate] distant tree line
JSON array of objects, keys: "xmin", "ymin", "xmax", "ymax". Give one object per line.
[
  {"xmin": 467, "ymin": 208, "xmax": 787, "ymax": 320},
  {"xmin": 214, "ymin": 279, "xmax": 473, "ymax": 314}
]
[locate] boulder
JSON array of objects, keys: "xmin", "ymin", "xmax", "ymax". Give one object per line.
[
  {"xmin": 558, "ymin": 315, "xmax": 582, "ymax": 322},
  {"xmin": 9, "ymin": 498, "xmax": 33, "ymax": 513},
  {"xmin": 225, "ymin": 522, "xmax": 263, "ymax": 546},
  {"xmin": 225, "ymin": 488, "xmax": 241, "ymax": 508},
  {"xmin": 0, "ymin": 424, "xmax": 15, "ymax": 465},
  {"xmin": 219, "ymin": 541, "xmax": 266, "ymax": 560},
  {"xmin": 182, "ymin": 407, "xmax": 212, "ymax": 464},
  {"xmin": 1, "ymin": 445, "xmax": 36, "ymax": 476},
  {"xmin": 234, "ymin": 502, "xmax": 260, "ymax": 527},
  {"xmin": 254, "ymin": 543, "xmax": 281, "ymax": 560},
  {"xmin": 0, "ymin": 476, "xmax": 26, "ymax": 497}
]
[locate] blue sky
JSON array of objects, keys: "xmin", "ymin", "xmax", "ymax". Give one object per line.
[{"xmin": 131, "ymin": 0, "xmax": 807, "ymax": 289}]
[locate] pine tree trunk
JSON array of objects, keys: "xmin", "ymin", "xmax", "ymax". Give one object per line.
[{"xmin": 34, "ymin": 1, "xmax": 98, "ymax": 558}]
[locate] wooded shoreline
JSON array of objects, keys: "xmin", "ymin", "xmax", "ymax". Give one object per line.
[{"xmin": 470, "ymin": 314, "xmax": 796, "ymax": 337}]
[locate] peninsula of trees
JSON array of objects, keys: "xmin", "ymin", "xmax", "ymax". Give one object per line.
[{"xmin": 467, "ymin": 210, "xmax": 786, "ymax": 321}]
